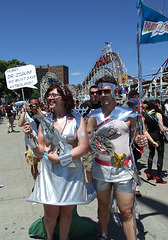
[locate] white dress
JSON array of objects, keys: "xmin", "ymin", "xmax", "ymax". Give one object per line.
[{"xmin": 27, "ymin": 113, "xmax": 96, "ymax": 205}]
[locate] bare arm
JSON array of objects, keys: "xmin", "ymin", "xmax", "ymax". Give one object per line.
[
  {"xmin": 18, "ymin": 103, "xmax": 28, "ymax": 127},
  {"xmin": 87, "ymin": 116, "xmax": 97, "ymax": 139},
  {"xmin": 70, "ymin": 116, "xmax": 90, "ymax": 159},
  {"xmin": 157, "ymin": 112, "xmax": 168, "ymax": 132}
]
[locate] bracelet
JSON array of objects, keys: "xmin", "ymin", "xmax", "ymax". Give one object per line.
[
  {"xmin": 59, "ymin": 153, "xmax": 73, "ymax": 167},
  {"xmin": 29, "ymin": 137, "xmax": 38, "ymax": 149}
]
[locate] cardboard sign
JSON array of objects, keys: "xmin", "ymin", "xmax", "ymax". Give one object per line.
[{"xmin": 5, "ymin": 64, "xmax": 37, "ymax": 90}]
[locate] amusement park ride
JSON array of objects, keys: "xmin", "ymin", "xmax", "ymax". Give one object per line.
[{"xmin": 69, "ymin": 43, "xmax": 168, "ymax": 103}]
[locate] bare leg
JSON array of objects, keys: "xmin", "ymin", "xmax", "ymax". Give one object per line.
[
  {"xmin": 86, "ymin": 170, "xmax": 93, "ymax": 184},
  {"xmin": 7, "ymin": 122, "xmax": 10, "ymax": 132},
  {"xmin": 11, "ymin": 122, "xmax": 14, "ymax": 131},
  {"xmin": 59, "ymin": 205, "xmax": 74, "ymax": 240},
  {"xmin": 96, "ymin": 186, "xmax": 112, "ymax": 239},
  {"xmin": 115, "ymin": 190, "xmax": 136, "ymax": 240},
  {"xmin": 43, "ymin": 204, "xmax": 60, "ymax": 240}
]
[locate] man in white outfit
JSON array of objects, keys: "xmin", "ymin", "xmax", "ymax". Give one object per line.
[{"xmin": 87, "ymin": 76, "xmax": 148, "ymax": 240}]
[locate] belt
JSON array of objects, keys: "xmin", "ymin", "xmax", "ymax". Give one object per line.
[{"xmin": 95, "ymin": 157, "xmax": 129, "ymax": 167}]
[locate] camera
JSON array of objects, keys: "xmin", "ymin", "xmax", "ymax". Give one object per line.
[{"xmin": 29, "ymin": 103, "xmax": 36, "ymax": 109}]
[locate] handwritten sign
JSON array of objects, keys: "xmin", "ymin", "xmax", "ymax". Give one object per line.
[{"xmin": 5, "ymin": 64, "xmax": 37, "ymax": 90}]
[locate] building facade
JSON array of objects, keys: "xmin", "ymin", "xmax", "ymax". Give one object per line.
[{"xmin": 35, "ymin": 65, "xmax": 69, "ymax": 92}]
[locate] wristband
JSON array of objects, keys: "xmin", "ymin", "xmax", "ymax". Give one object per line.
[
  {"xmin": 59, "ymin": 153, "xmax": 74, "ymax": 167},
  {"xmin": 29, "ymin": 138, "xmax": 38, "ymax": 149}
]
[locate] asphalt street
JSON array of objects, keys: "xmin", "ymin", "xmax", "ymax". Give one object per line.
[{"xmin": 0, "ymin": 117, "xmax": 168, "ymax": 240}]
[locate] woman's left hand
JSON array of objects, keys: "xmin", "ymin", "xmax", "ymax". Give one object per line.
[
  {"xmin": 48, "ymin": 149, "xmax": 60, "ymax": 163},
  {"xmin": 152, "ymin": 141, "xmax": 159, "ymax": 148}
]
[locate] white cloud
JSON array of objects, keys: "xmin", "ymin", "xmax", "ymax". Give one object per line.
[{"xmin": 71, "ymin": 71, "xmax": 84, "ymax": 76}]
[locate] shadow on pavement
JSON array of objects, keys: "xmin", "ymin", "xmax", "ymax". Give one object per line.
[{"xmin": 137, "ymin": 196, "xmax": 168, "ymax": 219}]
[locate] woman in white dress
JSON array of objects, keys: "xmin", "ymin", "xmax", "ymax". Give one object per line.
[{"xmin": 23, "ymin": 82, "xmax": 95, "ymax": 240}]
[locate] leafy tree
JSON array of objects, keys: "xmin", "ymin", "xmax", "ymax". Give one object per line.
[
  {"xmin": 0, "ymin": 59, "xmax": 28, "ymax": 101},
  {"xmin": 30, "ymin": 89, "xmax": 40, "ymax": 99}
]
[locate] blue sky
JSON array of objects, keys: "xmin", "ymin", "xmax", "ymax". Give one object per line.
[{"xmin": 0, "ymin": 0, "xmax": 168, "ymax": 85}]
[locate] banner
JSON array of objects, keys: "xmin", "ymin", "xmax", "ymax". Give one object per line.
[
  {"xmin": 5, "ymin": 64, "xmax": 37, "ymax": 90},
  {"xmin": 141, "ymin": 4, "xmax": 168, "ymax": 44}
]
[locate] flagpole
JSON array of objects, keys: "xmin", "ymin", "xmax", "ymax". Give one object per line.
[
  {"xmin": 137, "ymin": 0, "xmax": 144, "ymax": 153},
  {"xmin": 137, "ymin": 0, "xmax": 143, "ymax": 101}
]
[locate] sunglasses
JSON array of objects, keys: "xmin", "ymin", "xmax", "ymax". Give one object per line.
[
  {"xmin": 47, "ymin": 93, "xmax": 61, "ymax": 98},
  {"xmin": 98, "ymin": 89, "xmax": 112, "ymax": 95},
  {"xmin": 90, "ymin": 91, "xmax": 98, "ymax": 95}
]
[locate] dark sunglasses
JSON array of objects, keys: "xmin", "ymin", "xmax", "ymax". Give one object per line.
[
  {"xmin": 47, "ymin": 93, "xmax": 61, "ymax": 98},
  {"xmin": 98, "ymin": 89, "xmax": 111, "ymax": 95},
  {"xmin": 90, "ymin": 91, "xmax": 98, "ymax": 95}
]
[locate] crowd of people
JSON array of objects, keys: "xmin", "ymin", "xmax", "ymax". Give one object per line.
[{"xmin": 1, "ymin": 77, "xmax": 168, "ymax": 240}]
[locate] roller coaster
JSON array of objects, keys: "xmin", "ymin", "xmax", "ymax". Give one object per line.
[
  {"xmin": 70, "ymin": 43, "xmax": 139, "ymax": 102},
  {"xmin": 142, "ymin": 58, "xmax": 168, "ymax": 99},
  {"xmin": 69, "ymin": 43, "xmax": 168, "ymax": 103}
]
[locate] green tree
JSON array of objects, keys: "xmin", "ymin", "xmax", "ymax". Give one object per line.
[
  {"xmin": 30, "ymin": 89, "xmax": 40, "ymax": 99},
  {"xmin": 0, "ymin": 59, "xmax": 27, "ymax": 101}
]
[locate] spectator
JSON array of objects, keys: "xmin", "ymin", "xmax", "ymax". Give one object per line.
[
  {"xmin": 18, "ymin": 98, "xmax": 42, "ymax": 180},
  {"xmin": 122, "ymin": 89, "xmax": 139, "ymax": 108},
  {"xmin": 144, "ymin": 100, "xmax": 168, "ymax": 184},
  {"xmin": 5, "ymin": 101, "xmax": 14, "ymax": 133},
  {"xmin": 79, "ymin": 85, "xmax": 101, "ymax": 116}
]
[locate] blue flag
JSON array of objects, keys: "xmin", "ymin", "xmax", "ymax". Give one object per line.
[{"xmin": 140, "ymin": 4, "xmax": 168, "ymax": 44}]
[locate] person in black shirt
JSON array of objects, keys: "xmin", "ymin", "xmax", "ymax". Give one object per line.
[
  {"xmin": 144, "ymin": 100, "xmax": 168, "ymax": 184},
  {"xmin": 80, "ymin": 85, "xmax": 101, "ymax": 117},
  {"xmin": 5, "ymin": 101, "xmax": 14, "ymax": 133}
]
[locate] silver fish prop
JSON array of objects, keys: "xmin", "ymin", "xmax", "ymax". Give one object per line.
[
  {"xmin": 89, "ymin": 125, "xmax": 121, "ymax": 156},
  {"xmin": 34, "ymin": 114, "xmax": 75, "ymax": 167}
]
